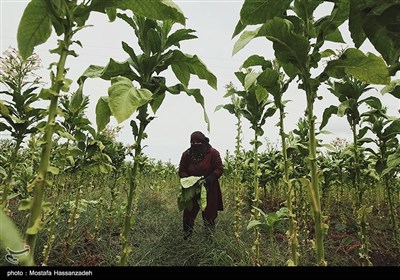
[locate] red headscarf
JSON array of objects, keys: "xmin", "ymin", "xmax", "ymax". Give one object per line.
[
  {"xmin": 190, "ymin": 131, "xmax": 209, "ymax": 144},
  {"xmin": 189, "ymin": 131, "xmax": 210, "ymax": 163}
]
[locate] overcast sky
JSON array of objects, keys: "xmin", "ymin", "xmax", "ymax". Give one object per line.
[{"xmin": 1, "ymin": 0, "xmax": 399, "ymax": 164}]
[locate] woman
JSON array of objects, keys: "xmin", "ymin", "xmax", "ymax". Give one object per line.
[{"xmin": 178, "ymin": 131, "xmax": 224, "ymax": 239}]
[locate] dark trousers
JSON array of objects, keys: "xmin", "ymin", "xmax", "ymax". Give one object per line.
[{"xmin": 183, "ymin": 197, "xmax": 216, "ymax": 234}]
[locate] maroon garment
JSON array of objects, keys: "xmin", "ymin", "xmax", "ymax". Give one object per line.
[{"xmin": 179, "ymin": 146, "xmax": 224, "ymax": 228}]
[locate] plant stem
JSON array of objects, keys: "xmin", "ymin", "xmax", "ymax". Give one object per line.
[
  {"xmin": 304, "ymin": 77, "xmax": 325, "ymax": 266},
  {"xmin": 252, "ymin": 130, "xmax": 260, "ymax": 262},
  {"xmin": 352, "ymin": 122, "xmax": 362, "ymax": 207},
  {"xmin": 25, "ymin": 31, "xmax": 71, "ymax": 264},
  {"xmin": 279, "ymin": 105, "xmax": 298, "ymax": 266},
  {"xmin": 384, "ymin": 175, "xmax": 399, "ymax": 249},
  {"xmin": 118, "ymin": 119, "xmax": 145, "ymax": 266},
  {"xmin": 2, "ymin": 138, "xmax": 22, "ymax": 207},
  {"xmin": 234, "ymin": 112, "xmax": 243, "ymax": 240}
]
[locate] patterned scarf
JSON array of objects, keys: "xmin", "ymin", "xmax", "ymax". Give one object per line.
[{"xmin": 189, "ymin": 144, "xmax": 208, "ymax": 164}]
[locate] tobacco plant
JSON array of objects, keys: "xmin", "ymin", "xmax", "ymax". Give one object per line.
[
  {"xmin": 216, "ymin": 82, "xmax": 245, "ymax": 239},
  {"xmin": 16, "ymin": 0, "xmax": 186, "ymax": 264},
  {"xmin": 0, "ymin": 48, "xmax": 44, "ymax": 207},
  {"xmin": 231, "ymin": 66, "xmax": 276, "ymax": 262},
  {"xmin": 233, "ymin": 0, "xmax": 390, "ymax": 265},
  {"xmin": 79, "ymin": 11, "xmax": 216, "ymax": 265},
  {"xmin": 360, "ymin": 104, "xmax": 400, "ymax": 248}
]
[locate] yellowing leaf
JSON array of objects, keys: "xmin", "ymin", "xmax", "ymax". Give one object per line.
[{"xmin": 200, "ymin": 184, "xmax": 207, "ymax": 211}]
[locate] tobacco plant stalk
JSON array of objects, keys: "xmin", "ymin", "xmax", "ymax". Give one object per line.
[{"xmin": 25, "ymin": 31, "xmax": 72, "ymax": 263}]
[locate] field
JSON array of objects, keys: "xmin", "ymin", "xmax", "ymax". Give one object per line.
[
  {"xmin": 1, "ymin": 147, "xmax": 399, "ymax": 266},
  {"xmin": 1, "ymin": 0, "xmax": 399, "ymax": 267}
]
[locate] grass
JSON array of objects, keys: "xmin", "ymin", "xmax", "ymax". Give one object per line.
[{"xmin": 2, "ymin": 173, "xmax": 399, "ymax": 267}]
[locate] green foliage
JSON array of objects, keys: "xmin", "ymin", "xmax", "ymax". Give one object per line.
[
  {"xmin": 116, "ymin": 0, "xmax": 185, "ymax": 25},
  {"xmin": 239, "ymin": 0, "xmax": 292, "ymax": 26},
  {"xmin": 97, "ymin": 126, "xmax": 127, "ymax": 170},
  {"xmin": 247, "ymin": 207, "xmax": 289, "ymax": 233},
  {"xmin": 381, "ymin": 79, "xmax": 400, "ymax": 99},
  {"xmin": 55, "ymin": 94, "xmax": 113, "ymax": 175},
  {"xmin": 107, "ymin": 77, "xmax": 153, "ymax": 124},
  {"xmin": 180, "ymin": 176, "xmax": 203, "ymax": 189},
  {"xmin": 232, "ymin": 29, "xmax": 260, "ymax": 56},
  {"xmin": 200, "ymin": 185, "xmax": 207, "ymax": 211},
  {"xmin": 177, "ymin": 176, "xmax": 204, "ymax": 211},
  {"xmin": 258, "ymin": 18, "xmax": 310, "ymax": 74},
  {"xmin": 320, "ymin": 76, "xmax": 373, "ymax": 130},
  {"xmin": 0, "ymin": 210, "xmax": 32, "ymax": 265},
  {"xmin": 360, "ymin": 106, "xmax": 400, "ymax": 176},
  {"xmin": 232, "ymin": 67, "xmax": 276, "ymax": 136},
  {"xmin": 17, "ymin": 0, "xmax": 52, "ymax": 60},
  {"xmin": 349, "ymin": 0, "xmax": 400, "ymax": 73},
  {"xmin": 80, "ymin": 14, "xmax": 216, "ymax": 132},
  {"xmin": 2, "ymin": 134, "xmax": 400, "ymax": 266},
  {"xmin": 383, "ymin": 147, "xmax": 400, "ymax": 177},
  {"xmin": 324, "ymin": 48, "xmax": 390, "ymax": 85},
  {"xmin": 17, "ymin": 0, "xmax": 186, "ymax": 60},
  {"xmin": 95, "ymin": 97, "xmax": 111, "ymax": 132},
  {"xmin": 170, "ymin": 51, "xmax": 217, "ymax": 90},
  {"xmin": 0, "ymin": 48, "xmax": 45, "ymax": 141}
]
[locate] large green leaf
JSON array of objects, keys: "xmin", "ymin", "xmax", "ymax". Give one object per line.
[
  {"xmin": 294, "ymin": 0, "xmax": 324, "ymax": 22},
  {"xmin": 165, "ymin": 28, "xmax": 197, "ymax": 50},
  {"xmin": 167, "ymin": 84, "xmax": 210, "ymax": 131},
  {"xmin": 257, "ymin": 68, "xmax": 280, "ymax": 95},
  {"xmin": 255, "ymin": 87, "xmax": 268, "ymax": 104},
  {"xmin": 80, "ymin": 59, "xmax": 136, "ymax": 81},
  {"xmin": 169, "ymin": 50, "xmax": 217, "ymax": 90},
  {"xmin": 349, "ymin": 1, "xmax": 400, "ymax": 68},
  {"xmin": 361, "ymin": 96, "xmax": 383, "ymax": 110},
  {"xmin": 0, "ymin": 101, "xmax": 10, "ymax": 117},
  {"xmin": 247, "ymin": 220, "xmax": 262, "ymax": 230},
  {"xmin": 200, "ymin": 185, "xmax": 207, "ymax": 211},
  {"xmin": 70, "ymin": 88, "xmax": 84, "ymax": 114},
  {"xmin": 180, "ymin": 176, "xmax": 202, "ymax": 189},
  {"xmin": 363, "ymin": 8, "xmax": 400, "ymax": 68},
  {"xmin": 382, "ymin": 148, "xmax": 400, "ymax": 177},
  {"xmin": 348, "ymin": 0, "xmax": 367, "ymax": 48},
  {"xmin": 241, "ymin": 55, "xmax": 271, "ymax": 69},
  {"xmin": 107, "ymin": 77, "xmax": 153, "ymax": 123},
  {"xmin": 232, "ymin": 20, "xmax": 247, "ymax": 39},
  {"xmin": 232, "ymin": 28, "xmax": 260, "ymax": 56},
  {"xmin": 96, "ymin": 96, "xmax": 111, "ymax": 132},
  {"xmin": 121, "ymin": 41, "xmax": 143, "ymax": 74},
  {"xmin": 325, "ymin": 48, "xmax": 390, "ymax": 85},
  {"xmin": 215, "ymin": 104, "xmax": 236, "ymax": 115},
  {"xmin": 150, "ymin": 92, "xmax": 166, "ymax": 114},
  {"xmin": 258, "ymin": 18, "xmax": 309, "ymax": 73},
  {"xmin": 240, "ymin": 0, "xmax": 292, "ymax": 25},
  {"xmin": 325, "ymin": 28, "xmax": 345, "ymax": 43},
  {"xmin": 315, "ymin": 0, "xmax": 348, "ymax": 42},
  {"xmin": 17, "ymin": 0, "xmax": 52, "ymax": 60},
  {"xmin": 383, "ymin": 119, "xmax": 400, "ymax": 140},
  {"xmin": 0, "ymin": 210, "xmax": 33, "ymax": 265},
  {"xmin": 381, "ymin": 79, "xmax": 400, "ymax": 99},
  {"xmin": 116, "ymin": 0, "xmax": 185, "ymax": 25},
  {"xmin": 320, "ymin": 105, "xmax": 338, "ymax": 130},
  {"xmin": 244, "ymin": 72, "xmax": 261, "ymax": 91}
]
